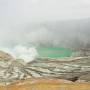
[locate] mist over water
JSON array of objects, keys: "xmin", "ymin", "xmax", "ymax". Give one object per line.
[
  {"xmin": 0, "ymin": 19, "xmax": 90, "ymax": 61},
  {"xmin": 0, "ymin": 44, "xmax": 38, "ymax": 63},
  {"xmin": 0, "ymin": 0, "xmax": 90, "ymax": 61}
]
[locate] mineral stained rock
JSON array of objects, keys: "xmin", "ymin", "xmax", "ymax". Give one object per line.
[
  {"xmin": 27, "ymin": 57, "xmax": 90, "ymax": 82},
  {"xmin": 0, "ymin": 50, "xmax": 90, "ymax": 86},
  {"xmin": 0, "ymin": 50, "xmax": 31, "ymax": 84}
]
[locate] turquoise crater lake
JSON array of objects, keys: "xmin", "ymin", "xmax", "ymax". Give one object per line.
[{"xmin": 36, "ymin": 47, "xmax": 73, "ymax": 58}]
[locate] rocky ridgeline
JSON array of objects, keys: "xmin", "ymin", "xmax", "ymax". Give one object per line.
[
  {"xmin": 0, "ymin": 50, "xmax": 90, "ymax": 85},
  {"xmin": 0, "ymin": 50, "xmax": 31, "ymax": 85}
]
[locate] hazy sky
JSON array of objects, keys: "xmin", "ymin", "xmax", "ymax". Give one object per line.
[
  {"xmin": 0, "ymin": 0, "xmax": 90, "ymax": 47},
  {"xmin": 0, "ymin": 0, "xmax": 90, "ymax": 22}
]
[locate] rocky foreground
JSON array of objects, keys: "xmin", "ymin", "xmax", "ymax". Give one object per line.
[
  {"xmin": 0, "ymin": 78, "xmax": 90, "ymax": 90},
  {"xmin": 0, "ymin": 50, "xmax": 90, "ymax": 90}
]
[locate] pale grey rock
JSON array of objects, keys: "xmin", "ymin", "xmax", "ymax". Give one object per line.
[{"xmin": 0, "ymin": 50, "xmax": 90, "ymax": 85}]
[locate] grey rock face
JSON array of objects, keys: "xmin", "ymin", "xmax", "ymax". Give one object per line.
[
  {"xmin": 27, "ymin": 57, "xmax": 90, "ymax": 82},
  {"xmin": 0, "ymin": 51, "xmax": 30, "ymax": 85},
  {"xmin": 0, "ymin": 50, "xmax": 90, "ymax": 85},
  {"xmin": 79, "ymin": 73, "xmax": 90, "ymax": 81}
]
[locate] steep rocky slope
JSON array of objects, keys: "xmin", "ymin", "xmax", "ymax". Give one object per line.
[{"xmin": 0, "ymin": 50, "xmax": 90, "ymax": 86}]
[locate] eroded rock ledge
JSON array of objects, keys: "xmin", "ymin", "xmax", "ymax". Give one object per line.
[{"xmin": 0, "ymin": 50, "xmax": 90, "ymax": 86}]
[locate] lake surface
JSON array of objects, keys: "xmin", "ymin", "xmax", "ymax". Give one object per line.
[{"xmin": 37, "ymin": 47, "xmax": 73, "ymax": 58}]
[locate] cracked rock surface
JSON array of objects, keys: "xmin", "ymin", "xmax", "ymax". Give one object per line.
[{"xmin": 0, "ymin": 50, "xmax": 90, "ymax": 85}]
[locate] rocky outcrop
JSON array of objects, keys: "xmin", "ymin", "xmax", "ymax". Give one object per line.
[
  {"xmin": 79, "ymin": 73, "xmax": 90, "ymax": 81},
  {"xmin": 26, "ymin": 57, "xmax": 90, "ymax": 82},
  {"xmin": 0, "ymin": 51, "xmax": 30, "ymax": 85},
  {"xmin": 0, "ymin": 50, "xmax": 14, "ymax": 61},
  {"xmin": 0, "ymin": 50, "xmax": 90, "ymax": 86}
]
